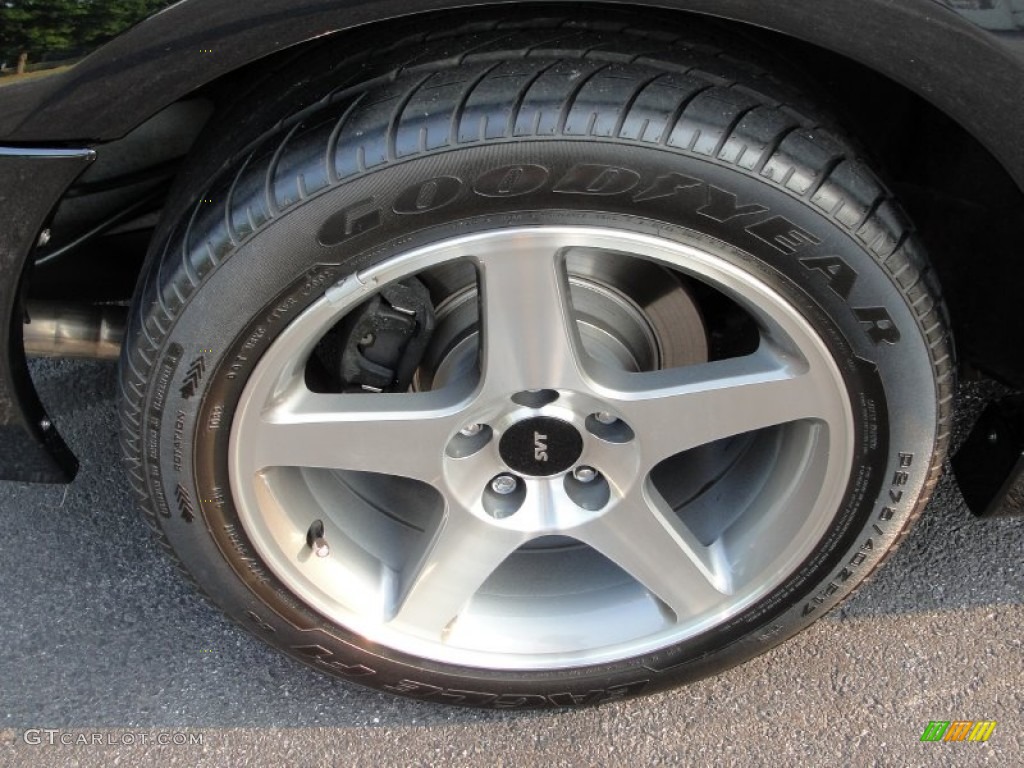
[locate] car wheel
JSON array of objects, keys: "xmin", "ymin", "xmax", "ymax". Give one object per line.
[{"xmin": 120, "ymin": 20, "xmax": 953, "ymax": 708}]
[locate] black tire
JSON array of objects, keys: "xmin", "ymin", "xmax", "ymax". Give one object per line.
[{"xmin": 120, "ymin": 19, "xmax": 953, "ymax": 708}]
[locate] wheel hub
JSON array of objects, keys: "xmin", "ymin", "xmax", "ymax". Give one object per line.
[{"xmin": 498, "ymin": 415, "xmax": 583, "ymax": 477}]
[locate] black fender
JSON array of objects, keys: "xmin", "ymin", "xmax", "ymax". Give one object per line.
[{"xmin": 0, "ymin": 148, "xmax": 93, "ymax": 483}]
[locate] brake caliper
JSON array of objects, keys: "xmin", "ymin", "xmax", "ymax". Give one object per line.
[{"xmin": 315, "ymin": 279, "xmax": 435, "ymax": 393}]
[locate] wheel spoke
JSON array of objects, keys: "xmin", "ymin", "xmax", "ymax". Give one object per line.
[
  {"xmin": 595, "ymin": 344, "xmax": 844, "ymax": 467},
  {"xmin": 389, "ymin": 509, "xmax": 526, "ymax": 636},
  {"xmin": 573, "ymin": 481, "xmax": 730, "ymax": 620},
  {"xmin": 474, "ymin": 238, "xmax": 587, "ymax": 394},
  {"xmin": 242, "ymin": 387, "xmax": 468, "ymax": 482}
]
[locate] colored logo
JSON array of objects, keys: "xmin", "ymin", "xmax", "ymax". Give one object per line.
[{"xmin": 920, "ymin": 721, "xmax": 996, "ymax": 742}]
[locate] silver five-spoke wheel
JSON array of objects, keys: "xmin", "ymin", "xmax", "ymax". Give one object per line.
[{"xmin": 229, "ymin": 227, "xmax": 854, "ymax": 669}]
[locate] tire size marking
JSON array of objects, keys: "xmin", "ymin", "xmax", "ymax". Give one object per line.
[
  {"xmin": 801, "ymin": 451, "xmax": 915, "ymax": 617},
  {"xmin": 319, "ymin": 162, "xmax": 901, "ymax": 345},
  {"xmin": 878, "ymin": 451, "xmax": 914, "ymax": 523}
]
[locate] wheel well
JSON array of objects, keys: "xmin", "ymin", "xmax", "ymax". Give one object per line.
[{"xmin": 29, "ymin": 2, "xmax": 1024, "ymax": 385}]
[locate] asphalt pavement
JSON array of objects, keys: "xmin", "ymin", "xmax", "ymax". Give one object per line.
[{"xmin": 0, "ymin": 359, "xmax": 1021, "ymax": 767}]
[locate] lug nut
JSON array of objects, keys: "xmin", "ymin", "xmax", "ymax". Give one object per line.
[
  {"xmin": 594, "ymin": 412, "xmax": 617, "ymax": 425},
  {"xmin": 460, "ymin": 423, "xmax": 484, "ymax": 437},
  {"xmin": 311, "ymin": 537, "xmax": 330, "ymax": 558},
  {"xmin": 491, "ymin": 475, "xmax": 518, "ymax": 495},
  {"xmin": 573, "ymin": 466, "xmax": 598, "ymax": 483}
]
